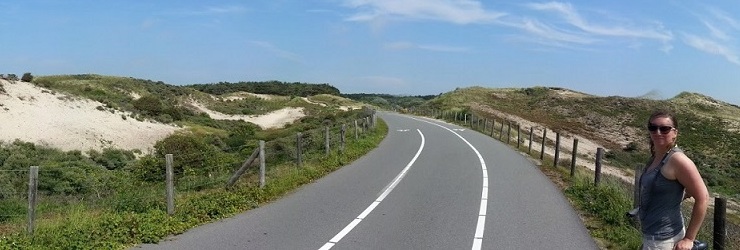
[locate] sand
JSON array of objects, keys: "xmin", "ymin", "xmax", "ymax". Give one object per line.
[{"xmin": 0, "ymin": 80, "xmax": 307, "ymax": 152}]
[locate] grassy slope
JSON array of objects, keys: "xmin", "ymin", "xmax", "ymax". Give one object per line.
[{"xmin": 423, "ymin": 86, "xmax": 740, "ymax": 198}]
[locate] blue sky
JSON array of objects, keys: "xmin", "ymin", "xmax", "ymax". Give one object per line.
[{"xmin": 1, "ymin": 1, "xmax": 739, "ymax": 105}]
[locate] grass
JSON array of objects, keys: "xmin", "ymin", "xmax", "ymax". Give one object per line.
[
  {"xmin": 0, "ymin": 119, "xmax": 387, "ymax": 249},
  {"xmin": 437, "ymin": 110, "xmax": 739, "ymax": 250}
]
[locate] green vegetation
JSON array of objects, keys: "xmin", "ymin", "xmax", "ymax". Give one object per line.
[
  {"xmin": 0, "ymin": 119, "xmax": 386, "ymax": 249},
  {"xmin": 187, "ymin": 80, "xmax": 341, "ymax": 97},
  {"xmin": 430, "ymin": 109, "xmax": 737, "ymax": 249},
  {"xmin": 1, "ymin": 74, "xmax": 384, "ymax": 248},
  {"xmin": 341, "ymin": 93, "xmax": 438, "ymax": 110},
  {"xmin": 421, "ymin": 90, "xmax": 739, "ymax": 249},
  {"xmin": 415, "ymin": 86, "xmax": 740, "ymax": 198},
  {"xmin": 20, "ymin": 73, "xmax": 33, "ymax": 83}
]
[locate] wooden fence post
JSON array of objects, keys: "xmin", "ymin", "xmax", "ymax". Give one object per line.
[
  {"xmin": 540, "ymin": 129, "xmax": 547, "ymax": 160},
  {"xmin": 464, "ymin": 114, "xmax": 468, "ymax": 125},
  {"xmin": 499, "ymin": 121, "xmax": 504, "ymax": 140},
  {"xmin": 296, "ymin": 132, "xmax": 303, "ymax": 167},
  {"xmin": 507, "ymin": 122, "xmax": 511, "ymax": 144},
  {"xmin": 483, "ymin": 118, "xmax": 488, "ymax": 133},
  {"xmin": 554, "ymin": 132, "xmax": 560, "ymax": 167},
  {"xmin": 490, "ymin": 120, "xmax": 495, "ymax": 137},
  {"xmin": 354, "ymin": 120, "xmax": 359, "ymax": 140},
  {"xmin": 27, "ymin": 166, "xmax": 38, "ymax": 235},
  {"xmin": 633, "ymin": 164, "xmax": 643, "ymax": 208},
  {"xmin": 325, "ymin": 126, "xmax": 330, "ymax": 156},
  {"xmin": 595, "ymin": 148, "xmax": 604, "ymax": 186},
  {"xmin": 340, "ymin": 124, "xmax": 346, "ymax": 153},
  {"xmin": 166, "ymin": 154, "xmax": 174, "ymax": 215},
  {"xmin": 259, "ymin": 140, "xmax": 265, "ymax": 188},
  {"xmin": 528, "ymin": 127, "xmax": 533, "ymax": 154},
  {"xmin": 226, "ymin": 146, "xmax": 261, "ymax": 188},
  {"xmin": 570, "ymin": 139, "xmax": 579, "ymax": 177},
  {"xmin": 517, "ymin": 124, "xmax": 521, "ymax": 148},
  {"xmin": 714, "ymin": 197, "xmax": 726, "ymax": 250}
]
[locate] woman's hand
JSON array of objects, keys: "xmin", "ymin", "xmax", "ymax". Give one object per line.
[{"xmin": 674, "ymin": 238, "xmax": 693, "ymax": 250}]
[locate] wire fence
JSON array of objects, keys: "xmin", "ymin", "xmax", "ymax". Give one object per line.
[
  {"xmin": 0, "ymin": 113, "xmax": 378, "ymax": 234},
  {"xmin": 410, "ymin": 108, "xmax": 736, "ymax": 250}
]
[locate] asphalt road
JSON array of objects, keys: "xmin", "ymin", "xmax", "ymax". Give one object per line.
[{"xmin": 135, "ymin": 112, "xmax": 598, "ymax": 250}]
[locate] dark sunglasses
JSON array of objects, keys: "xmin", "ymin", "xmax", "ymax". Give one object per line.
[{"xmin": 647, "ymin": 124, "xmax": 674, "ymax": 133}]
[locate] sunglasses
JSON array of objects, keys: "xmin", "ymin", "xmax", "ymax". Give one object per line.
[{"xmin": 647, "ymin": 124, "xmax": 675, "ymax": 134}]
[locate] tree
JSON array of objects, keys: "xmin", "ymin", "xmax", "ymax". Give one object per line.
[{"xmin": 21, "ymin": 73, "xmax": 33, "ymax": 82}]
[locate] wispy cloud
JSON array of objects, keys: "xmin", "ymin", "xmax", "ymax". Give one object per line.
[
  {"xmin": 509, "ymin": 17, "xmax": 597, "ymax": 45},
  {"xmin": 164, "ymin": 5, "xmax": 247, "ymax": 16},
  {"xmin": 249, "ymin": 41, "xmax": 303, "ymax": 63},
  {"xmin": 384, "ymin": 41, "xmax": 469, "ymax": 52},
  {"xmin": 341, "ymin": 0, "xmax": 506, "ymax": 24},
  {"xmin": 708, "ymin": 7, "xmax": 740, "ymax": 30},
  {"xmin": 516, "ymin": 2, "xmax": 673, "ymax": 51},
  {"xmin": 682, "ymin": 34, "xmax": 739, "ymax": 65},
  {"xmin": 682, "ymin": 7, "xmax": 739, "ymax": 66}
]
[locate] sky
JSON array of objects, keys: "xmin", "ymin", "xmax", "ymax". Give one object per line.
[{"xmin": 1, "ymin": 1, "xmax": 739, "ymax": 105}]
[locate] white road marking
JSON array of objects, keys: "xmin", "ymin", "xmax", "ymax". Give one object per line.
[
  {"xmin": 411, "ymin": 116, "xmax": 489, "ymax": 250},
  {"xmin": 318, "ymin": 129, "xmax": 426, "ymax": 250}
]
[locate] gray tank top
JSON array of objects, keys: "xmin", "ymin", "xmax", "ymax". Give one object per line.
[{"xmin": 638, "ymin": 147, "xmax": 685, "ymax": 239}]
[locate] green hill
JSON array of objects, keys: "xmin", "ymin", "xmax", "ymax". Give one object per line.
[{"xmin": 429, "ymin": 86, "xmax": 740, "ymax": 197}]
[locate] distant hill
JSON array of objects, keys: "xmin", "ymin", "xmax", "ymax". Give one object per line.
[{"xmin": 408, "ymin": 86, "xmax": 740, "ymax": 198}]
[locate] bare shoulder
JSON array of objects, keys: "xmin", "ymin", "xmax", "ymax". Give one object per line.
[{"xmin": 663, "ymin": 151, "xmax": 698, "ymax": 179}]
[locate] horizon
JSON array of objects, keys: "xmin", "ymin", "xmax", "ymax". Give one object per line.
[{"xmin": 1, "ymin": 1, "xmax": 739, "ymax": 105}]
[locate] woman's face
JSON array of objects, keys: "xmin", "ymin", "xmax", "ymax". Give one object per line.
[{"xmin": 649, "ymin": 116, "xmax": 677, "ymax": 150}]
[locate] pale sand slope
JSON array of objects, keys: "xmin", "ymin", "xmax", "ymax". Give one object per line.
[
  {"xmin": 0, "ymin": 80, "xmax": 181, "ymax": 152},
  {"xmin": 189, "ymin": 101, "xmax": 305, "ymax": 130}
]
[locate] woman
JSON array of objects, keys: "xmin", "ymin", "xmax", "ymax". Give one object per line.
[{"xmin": 639, "ymin": 110, "xmax": 708, "ymax": 250}]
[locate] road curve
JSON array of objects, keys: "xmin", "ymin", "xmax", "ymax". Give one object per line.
[{"xmin": 134, "ymin": 112, "xmax": 598, "ymax": 250}]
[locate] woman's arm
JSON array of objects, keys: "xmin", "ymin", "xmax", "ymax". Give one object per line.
[{"xmin": 672, "ymin": 153, "xmax": 709, "ymax": 249}]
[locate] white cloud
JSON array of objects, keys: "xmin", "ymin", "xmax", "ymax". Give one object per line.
[
  {"xmin": 163, "ymin": 5, "xmax": 247, "ymax": 16},
  {"xmin": 383, "ymin": 41, "xmax": 469, "ymax": 52},
  {"xmin": 683, "ymin": 33, "xmax": 740, "ymax": 65},
  {"xmin": 342, "ymin": 0, "xmax": 505, "ymax": 24},
  {"xmin": 703, "ymin": 20, "xmax": 730, "ymax": 41},
  {"xmin": 524, "ymin": 2, "xmax": 673, "ymax": 49},
  {"xmin": 682, "ymin": 6, "xmax": 739, "ymax": 66},
  {"xmin": 708, "ymin": 7, "xmax": 740, "ymax": 30},
  {"xmin": 514, "ymin": 17, "xmax": 597, "ymax": 45}
]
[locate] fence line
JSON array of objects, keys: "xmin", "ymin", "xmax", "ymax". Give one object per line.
[
  {"xmin": 6, "ymin": 114, "xmax": 378, "ymax": 235},
  {"xmin": 417, "ymin": 109, "xmax": 729, "ymax": 249}
]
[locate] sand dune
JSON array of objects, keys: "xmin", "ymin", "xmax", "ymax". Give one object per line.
[
  {"xmin": 0, "ymin": 80, "xmax": 307, "ymax": 152},
  {"xmin": 0, "ymin": 80, "xmax": 180, "ymax": 152}
]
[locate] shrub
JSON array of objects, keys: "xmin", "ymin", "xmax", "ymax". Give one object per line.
[
  {"xmin": 88, "ymin": 148, "xmax": 136, "ymax": 170},
  {"xmin": 127, "ymin": 155, "xmax": 164, "ymax": 182},
  {"xmin": 21, "ymin": 72, "xmax": 33, "ymax": 82},
  {"xmin": 132, "ymin": 94, "xmax": 163, "ymax": 116}
]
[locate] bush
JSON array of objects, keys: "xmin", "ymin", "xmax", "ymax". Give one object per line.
[
  {"xmin": 127, "ymin": 155, "xmax": 163, "ymax": 182},
  {"xmin": 21, "ymin": 72, "xmax": 33, "ymax": 82},
  {"xmin": 88, "ymin": 148, "xmax": 136, "ymax": 170},
  {"xmin": 0, "ymin": 199, "xmax": 25, "ymax": 222},
  {"xmin": 132, "ymin": 94, "xmax": 163, "ymax": 116}
]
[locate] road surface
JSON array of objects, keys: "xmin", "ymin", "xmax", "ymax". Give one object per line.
[{"xmin": 135, "ymin": 112, "xmax": 598, "ymax": 249}]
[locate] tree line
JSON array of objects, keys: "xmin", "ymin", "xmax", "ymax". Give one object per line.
[
  {"xmin": 187, "ymin": 81, "xmax": 341, "ymax": 97},
  {"xmin": 341, "ymin": 93, "xmax": 438, "ymax": 109},
  {"xmin": 1, "ymin": 73, "xmax": 33, "ymax": 82}
]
